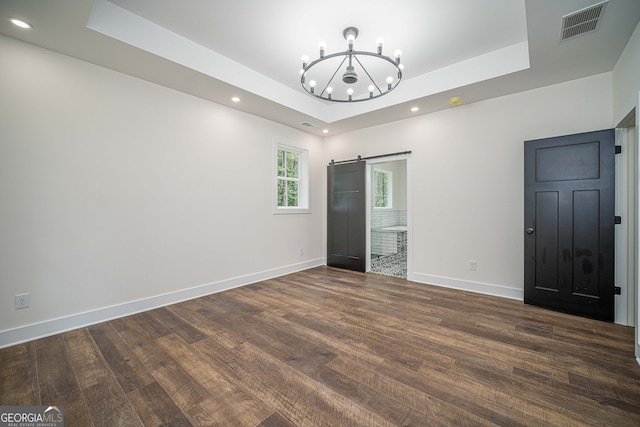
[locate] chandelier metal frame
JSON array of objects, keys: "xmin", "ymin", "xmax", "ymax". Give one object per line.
[{"xmin": 300, "ymin": 27, "xmax": 403, "ymax": 103}]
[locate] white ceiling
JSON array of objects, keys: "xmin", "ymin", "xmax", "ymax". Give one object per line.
[{"xmin": 1, "ymin": 0, "xmax": 639, "ymax": 136}]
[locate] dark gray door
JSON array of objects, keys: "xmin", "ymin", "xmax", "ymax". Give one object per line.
[
  {"xmin": 327, "ymin": 161, "xmax": 366, "ymax": 272},
  {"xmin": 524, "ymin": 129, "xmax": 615, "ymax": 321}
]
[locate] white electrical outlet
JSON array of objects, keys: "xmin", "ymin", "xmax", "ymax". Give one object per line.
[
  {"xmin": 15, "ymin": 293, "xmax": 30, "ymax": 309},
  {"xmin": 469, "ymin": 260, "xmax": 477, "ymax": 271}
]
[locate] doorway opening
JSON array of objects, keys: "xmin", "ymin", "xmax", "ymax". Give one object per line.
[
  {"xmin": 615, "ymin": 110, "xmax": 636, "ymax": 327},
  {"xmin": 613, "ymin": 107, "xmax": 638, "ymax": 368},
  {"xmin": 366, "ymin": 156, "xmax": 410, "ymax": 279}
]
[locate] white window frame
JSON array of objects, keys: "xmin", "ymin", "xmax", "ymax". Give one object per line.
[
  {"xmin": 273, "ymin": 141, "xmax": 310, "ymax": 214},
  {"xmin": 373, "ymin": 168, "xmax": 393, "ymax": 209}
]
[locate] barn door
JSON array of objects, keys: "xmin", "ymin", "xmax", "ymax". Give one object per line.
[{"xmin": 327, "ymin": 161, "xmax": 366, "ymax": 272}]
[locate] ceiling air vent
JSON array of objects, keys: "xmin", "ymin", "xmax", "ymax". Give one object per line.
[
  {"xmin": 299, "ymin": 121, "xmax": 317, "ymax": 128},
  {"xmin": 561, "ymin": 1, "xmax": 608, "ymax": 41}
]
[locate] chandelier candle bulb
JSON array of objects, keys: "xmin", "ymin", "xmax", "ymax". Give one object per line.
[
  {"xmin": 301, "ymin": 55, "xmax": 309, "ymax": 70},
  {"xmin": 376, "ymin": 37, "xmax": 384, "ymax": 54},
  {"xmin": 347, "ymin": 35, "xmax": 355, "ymax": 47},
  {"xmin": 394, "ymin": 50, "xmax": 402, "ymax": 64},
  {"xmin": 309, "ymin": 80, "xmax": 316, "ymax": 93},
  {"xmin": 318, "ymin": 41, "xmax": 326, "ymax": 58}
]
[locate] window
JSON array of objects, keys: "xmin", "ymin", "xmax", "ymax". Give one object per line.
[
  {"xmin": 274, "ymin": 142, "xmax": 309, "ymax": 213},
  {"xmin": 277, "ymin": 148, "xmax": 299, "ymax": 206},
  {"xmin": 373, "ymin": 169, "xmax": 392, "ymax": 209}
]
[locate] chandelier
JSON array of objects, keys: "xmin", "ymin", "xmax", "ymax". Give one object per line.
[{"xmin": 300, "ymin": 27, "xmax": 403, "ymax": 102}]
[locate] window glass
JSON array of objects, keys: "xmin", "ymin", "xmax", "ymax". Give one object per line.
[
  {"xmin": 277, "ymin": 149, "xmax": 285, "ymax": 177},
  {"xmin": 275, "ymin": 143, "xmax": 308, "ymax": 212},
  {"xmin": 374, "ymin": 169, "xmax": 392, "ymax": 208},
  {"xmin": 286, "ymin": 151, "xmax": 299, "ymax": 178},
  {"xmin": 286, "ymin": 181, "xmax": 299, "ymax": 206}
]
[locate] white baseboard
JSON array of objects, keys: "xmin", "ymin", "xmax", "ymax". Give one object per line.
[
  {"xmin": 409, "ymin": 272, "xmax": 524, "ymax": 301},
  {"xmin": 0, "ymin": 258, "xmax": 324, "ymax": 349}
]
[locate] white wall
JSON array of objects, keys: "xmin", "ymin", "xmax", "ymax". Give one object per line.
[
  {"xmin": 613, "ymin": 21, "xmax": 640, "ymax": 125},
  {"xmin": 324, "ymin": 73, "xmax": 613, "ymax": 299},
  {"xmin": 0, "ymin": 35, "xmax": 324, "ymax": 347}
]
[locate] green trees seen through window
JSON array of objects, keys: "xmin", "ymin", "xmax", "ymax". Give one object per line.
[
  {"xmin": 277, "ymin": 148, "xmax": 300, "ymax": 207},
  {"xmin": 374, "ymin": 169, "xmax": 392, "ymax": 208}
]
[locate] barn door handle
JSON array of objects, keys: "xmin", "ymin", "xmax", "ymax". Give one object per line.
[{"xmin": 526, "ymin": 228, "xmax": 534, "ymax": 234}]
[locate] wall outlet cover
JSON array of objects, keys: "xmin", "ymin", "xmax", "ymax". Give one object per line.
[{"xmin": 15, "ymin": 293, "xmax": 30, "ymax": 309}]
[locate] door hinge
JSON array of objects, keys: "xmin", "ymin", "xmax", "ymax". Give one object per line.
[
  {"xmin": 615, "ymin": 216, "xmax": 622, "ymax": 224},
  {"xmin": 615, "ymin": 145, "xmax": 622, "ymax": 154},
  {"xmin": 614, "ymin": 286, "xmax": 621, "ymax": 295}
]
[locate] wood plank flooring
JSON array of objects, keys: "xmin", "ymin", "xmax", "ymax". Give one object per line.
[{"xmin": 1, "ymin": 266, "xmax": 639, "ymax": 426}]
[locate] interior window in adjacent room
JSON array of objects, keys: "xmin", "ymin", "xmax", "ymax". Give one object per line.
[{"xmin": 373, "ymin": 168, "xmax": 392, "ymax": 209}]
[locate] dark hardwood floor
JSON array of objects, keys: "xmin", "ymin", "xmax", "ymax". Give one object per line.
[{"xmin": 1, "ymin": 266, "xmax": 639, "ymax": 426}]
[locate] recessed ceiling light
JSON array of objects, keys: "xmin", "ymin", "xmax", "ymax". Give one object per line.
[
  {"xmin": 449, "ymin": 96, "xmax": 463, "ymax": 106},
  {"xmin": 411, "ymin": 107, "xmax": 419, "ymax": 112},
  {"xmin": 10, "ymin": 18, "xmax": 32, "ymax": 29},
  {"xmin": 231, "ymin": 97, "xmax": 240, "ymax": 102},
  {"xmin": 322, "ymin": 129, "xmax": 329, "ymax": 134}
]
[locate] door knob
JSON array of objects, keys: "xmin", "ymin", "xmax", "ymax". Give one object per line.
[{"xmin": 526, "ymin": 228, "xmax": 534, "ymax": 234}]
